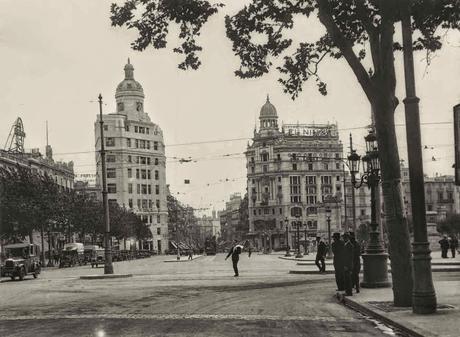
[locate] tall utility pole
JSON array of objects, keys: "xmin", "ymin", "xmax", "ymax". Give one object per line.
[
  {"xmin": 400, "ymin": 1, "xmax": 436, "ymax": 314},
  {"xmin": 342, "ymin": 164, "xmax": 348, "ymax": 231},
  {"xmin": 349, "ymin": 133, "xmax": 356, "ymax": 232},
  {"xmin": 99, "ymin": 94, "xmax": 114, "ymax": 275}
]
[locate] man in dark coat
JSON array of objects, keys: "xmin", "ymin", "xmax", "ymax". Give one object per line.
[
  {"xmin": 349, "ymin": 232, "xmax": 361, "ymax": 293},
  {"xmin": 315, "ymin": 236, "xmax": 327, "ymax": 273},
  {"xmin": 225, "ymin": 240, "xmax": 242, "ymax": 277},
  {"xmin": 331, "ymin": 232, "xmax": 345, "ymax": 291},
  {"xmin": 342, "ymin": 233, "xmax": 354, "ymax": 296},
  {"xmin": 450, "ymin": 236, "xmax": 458, "ymax": 258},
  {"xmin": 439, "ymin": 236, "xmax": 450, "ymax": 258}
]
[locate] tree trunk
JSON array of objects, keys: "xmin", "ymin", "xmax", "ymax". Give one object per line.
[{"xmin": 372, "ymin": 93, "xmax": 413, "ymax": 306}]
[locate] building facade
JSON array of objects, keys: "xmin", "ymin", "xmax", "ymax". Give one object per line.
[
  {"xmin": 401, "ymin": 162, "xmax": 460, "ymax": 221},
  {"xmin": 94, "ymin": 60, "xmax": 168, "ymax": 253},
  {"xmin": 246, "ymin": 97, "xmax": 345, "ymax": 250},
  {"xmin": 219, "ymin": 193, "xmax": 242, "ymax": 243}
]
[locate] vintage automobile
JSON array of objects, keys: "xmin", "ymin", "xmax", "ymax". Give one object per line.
[
  {"xmin": 1, "ymin": 243, "xmax": 41, "ymax": 281},
  {"xmin": 83, "ymin": 245, "xmax": 99, "ymax": 265},
  {"xmin": 59, "ymin": 242, "xmax": 84, "ymax": 268},
  {"xmin": 91, "ymin": 248, "xmax": 105, "ymax": 268}
]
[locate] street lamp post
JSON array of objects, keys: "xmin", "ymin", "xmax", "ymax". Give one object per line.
[
  {"xmin": 347, "ymin": 130, "xmax": 390, "ymax": 288},
  {"xmin": 295, "ymin": 215, "xmax": 303, "ymax": 259},
  {"xmin": 47, "ymin": 224, "xmax": 53, "ymax": 267},
  {"xmin": 284, "ymin": 217, "xmax": 291, "ymax": 257},
  {"xmin": 325, "ymin": 207, "xmax": 332, "ymax": 259},
  {"xmin": 400, "ymin": 0, "xmax": 436, "ymax": 314},
  {"xmin": 304, "ymin": 223, "xmax": 308, "ymax": 255},
  {"xmin": 98, "ymin": 94, "xmax": 114, "ymax": 275}
]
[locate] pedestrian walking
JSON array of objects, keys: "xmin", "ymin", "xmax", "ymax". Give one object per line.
[
  {"xmin": 248, "ymin": 243, "xmax": 252, "ymax": 258},
  {"xmin": 342, "ymin": 233, "xmax": 354, "ymax": 296},
  {"xmin": 331, "ymin": 232, "xmax": 345, "ymax": 291},
  {"xmin": 315, "ymin": 236, "xmax": 326, "ymax": 273},
  {"xmin": 349, "ymin": 232, "xmax": 361, "ymax": 293},
  {"xmin": 439, "ymin": 235, "xmax": 450, "ymax": 258},
  {"xmin": 450, "ymin": 235, "xmax": 458, "ymax": 258},
  {"xmin": 225, "ymin": 240, "xmax": 243, "ymax": 277},
  {"xmin": 188, "ymin": 249, "xmax": 193, "ymax": 260}
]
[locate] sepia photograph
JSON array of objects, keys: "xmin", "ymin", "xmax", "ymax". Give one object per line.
[{"xmin": 0, "ymin": 1, "xmax": 459, "ymax": 336}]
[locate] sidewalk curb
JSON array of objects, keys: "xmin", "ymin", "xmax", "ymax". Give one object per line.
[
  {"xmin": 336, "ymin": 293, "xmax": 425, "ymax": 337},
  {"xmin": 163, "ymin": 255, "xmax": 204, "ymax": 263},
  {"xmin": 79, "ymin": 274, "xmax": 132, "ymax": 280},
  {"xmin": 278, "ymin": 256, "xmax": 316, "ymax": 261},
  {"xmin": 290, "ymin": 267, "xmax": 460, "ymax": 274}
]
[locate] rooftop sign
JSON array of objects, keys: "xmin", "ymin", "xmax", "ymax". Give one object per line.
[{"xmin": 283, "ymin": 124, "xmax": 338, "ymax": 138}]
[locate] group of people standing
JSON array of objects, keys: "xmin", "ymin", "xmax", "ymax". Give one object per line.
[
  {"xmin": 315, "ymin": 232, "xmax": 361, "ymax": 296},
  {"xmin": 439, "ymin": 235, "xmax": 458, "ymax": 258}
]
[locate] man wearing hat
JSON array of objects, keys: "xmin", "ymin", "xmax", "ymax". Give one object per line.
[
  {"xmin": 342, "ymin": 232, "xmax": 354, "ymax": 296},
  {"xmin": 439, "ymin": 235, "xmax": 449, "ymax": 258},
  {"xmin": 349, "ymin": 232, "xmax": 361, "ymax": 293},
  {"xmin": 315, "ymin": 236, "xmax": 327, "ymax": 273},
  {"xmin": 331, "ymin": 232, "xmax": 345, "ymax": 291}
]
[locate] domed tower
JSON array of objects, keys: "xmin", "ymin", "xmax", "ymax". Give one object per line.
[
  {"xmin": 259, "ymin": 95, "xmax": 279, "ymax": 136},
  {"xmin": 115, "ymin": 59, "xmax": 145, "ymax": 117}
]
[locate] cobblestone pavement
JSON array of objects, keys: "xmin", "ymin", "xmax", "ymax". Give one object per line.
[{"xmin": 0, "ymin": 254, "xmax": 399, "ymax": 336}]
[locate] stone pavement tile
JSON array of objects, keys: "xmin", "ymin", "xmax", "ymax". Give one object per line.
[{"xmin": 337, "ymin": 280, "xmax": 460, "ymax": 337}]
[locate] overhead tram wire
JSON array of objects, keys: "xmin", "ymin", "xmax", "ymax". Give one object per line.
[{"xmin": 50, "ymin": 120, "xmax": 453, "ymax": 156}]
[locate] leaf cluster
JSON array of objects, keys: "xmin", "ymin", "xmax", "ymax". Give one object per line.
[{"xmin": 110, "ymin": 0, "xmax": 223, "ymax": 70}]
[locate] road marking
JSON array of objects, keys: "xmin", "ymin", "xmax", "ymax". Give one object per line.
[{"xmin": 0, "ymin": 313, "xmax": 338, "ymax": 322}]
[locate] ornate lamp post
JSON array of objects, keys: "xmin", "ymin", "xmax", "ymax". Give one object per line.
[
  {"xmin": 325, "ymin": 206, "xmax": 332, "ymax": 259},
  {"xmin": 347, "ymin": 130, "xmax": 390, "ymax": 288},
  {"xmin": 284, "ymin": 217, "xmax": 291, "ymax": 257}
]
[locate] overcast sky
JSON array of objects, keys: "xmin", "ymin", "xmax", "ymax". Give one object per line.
[{"xmin": 1, "ymin": 0, "xmax": 459, "ymax": 215}]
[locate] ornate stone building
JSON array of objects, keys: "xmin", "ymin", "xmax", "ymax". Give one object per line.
[
  {"xmin": 246, "ymin": 97, "xmax": 345, "ymax": 250},
  {"xmin": 95, "ymin": 60, "xmax": 168, "ymax": 253}
]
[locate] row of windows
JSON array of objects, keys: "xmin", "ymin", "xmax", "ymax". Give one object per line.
[
  {"xmin": 106, "ymin": 137, "xmax": 159, "ymax": 150},
  {"xmin": 128, "ymin": 198, "xmax": 160, "ymax": 210},
  {"xmin": 107, "ymin": 183, "xmax": 160, "ymax": 195},
  {"xmin": 252, "ymin": 206, "xmax": 320, "ymax": 217},
  {"xmin": 251, "ymin": 162, "xmax": 342, "ymax": 173},
  {"xmin": 106, "ymin": 155, "xmax": 160, "ymax": 166},
  {"xmin": 126, "ymin": 138, "xmax": 157, "ymax": 150},
  {"xmin": 106, "ymin": 167, "xmax": 160, "ymax": 180},
  {"xmin": 127, "ymin": 183, "xmax": 160, "ymax": 195},
  {"xmin": 252, "ymin": 152, "xmax": 342, "ymax": 163}
]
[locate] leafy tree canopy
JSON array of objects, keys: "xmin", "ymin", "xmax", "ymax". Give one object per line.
[{"xmin": 110, "ymin": 0, "xmax": 459, "ymax": 98}]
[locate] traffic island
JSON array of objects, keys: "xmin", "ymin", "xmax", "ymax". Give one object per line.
[{"xmin": 79, "ymin": 274, "xmax": 132, "ymax": 280}]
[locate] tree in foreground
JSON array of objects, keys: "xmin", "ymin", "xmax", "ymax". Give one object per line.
[{"xmin": 110, "ymin": 0, "xmax": 460, "ymax": 306}]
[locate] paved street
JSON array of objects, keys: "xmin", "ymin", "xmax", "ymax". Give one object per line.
[{"xmin": 0, "ymin": 253, "xmax": 406, "ymax": 337}]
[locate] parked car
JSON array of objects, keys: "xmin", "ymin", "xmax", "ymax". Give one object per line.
[
  {"xmin": 1, "ymin": 243, "xmax": 41, "ymax": 281},
  {"xmin": 91, "ymin": 248, "xmax": 105, "ymax": 268},
  {"xmin": 83, "ymin": 245, "xmax": 99, "ymax": 265},
  {"xmin": 59, "ymin": 243, "xmax": 84, "ymax": 268}
]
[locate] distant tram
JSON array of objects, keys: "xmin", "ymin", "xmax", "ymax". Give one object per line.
[{"xmin": 204, "ymin": 236, "xmax": 217, "ymax": 255}]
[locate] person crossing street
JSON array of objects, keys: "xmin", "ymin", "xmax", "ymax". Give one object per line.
[{"xmin": 225, "ymin": 240, "xmax": 242, "ymax": 277}]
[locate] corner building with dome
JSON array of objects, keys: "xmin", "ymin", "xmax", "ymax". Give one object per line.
[
  {"xmin": 246, "ymin": 97, "xmax": 345, "ymax": 251},
  {"xmin": 94, "ymin": 60, "xmax": 168, "ymax": 253}
]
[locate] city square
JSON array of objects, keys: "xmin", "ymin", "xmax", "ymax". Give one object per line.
[{"xmin": 1, "ymin": 0, "xmax": 460, "ymax": 336}]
